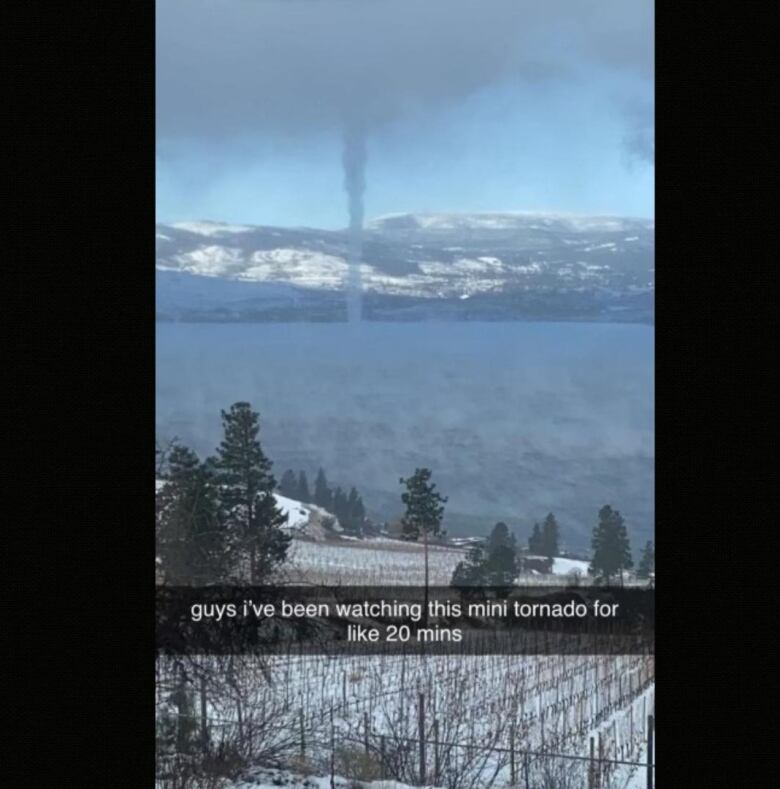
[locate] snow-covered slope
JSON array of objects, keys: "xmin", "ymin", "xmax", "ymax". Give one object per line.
[
  {"xmin": 155, "ymin": 212, "xmax": 654, "ymax": 322},
  {"xmin": 551, "ymin": 557, "xmax": 591, "ymax": 576},
  {"xmin": 367, "ymin": 210, "xmax": 652, "ymax": 236},
  {"xmin": 274, "ymin": 494, "xmax": 312, "ymax": 530},
  {"xmin": 155, "ymin": 480, "xmax": 335, "ymax": 537}
]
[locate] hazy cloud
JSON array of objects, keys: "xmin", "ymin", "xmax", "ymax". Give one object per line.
[{"xmin": 157, "ymin": 0, "xmax": 654, "ymax": 149}]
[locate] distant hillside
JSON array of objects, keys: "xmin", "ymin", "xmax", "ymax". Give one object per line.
[{"xmin": 156, "ymin": 212, "xmax": 654, "ymax": 322}]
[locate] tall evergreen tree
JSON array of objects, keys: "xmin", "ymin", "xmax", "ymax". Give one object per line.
[
  {"xmin": 314, "ymin": 467, "xmax": 333, "ymax": 511},
  {"xmin": 451, "ymin": 544, "xmax": 487, "ymax": 589},
  {"xmin": 156, "ymin": 444, "xmax": 230, "ymax": 584},
  {"xmin": 155, "ymin": 436, "xmax": 179, "ymax": 479},
  {"xmin": 278, "ymin": 469, "xmax": 297, "ymax": 498},
  {"xmin": 399, "ymin": 468, "xmax": 447, "ymax": 541},
  {"xmin": 297, "ymin": 470, "xmax": 311, "ymax": 503},
  {"xmin": 401, "ymin": 468, "xmax": 447, "ymax": 625},
  {"xmin": 528, "ymin": 522, "xmax": 543, "ymax": 554},
  {"xmin": 637, "ymin": 540, "xmax": 655, "ymax": 579},
  {"xmin": 484, "ymin": 521, "xmax": 518, "ymax": 588},
  {"xmin": 354, "ymin": 493, "xmax": 365, "ymax": 526},
  {"xmin": 541, "ymin": 512, "xmax": 560, "ymax": 560},
  {"xmin": 212, "ymin": 402, "xmax": 290, "ymax": 582},
  {"xmin": 345, "ymin": 487, "xmax": 365, "ymax": 535},
  {"xmin": 589, "ymin": 505, "xmax": 633, "ymax": 585},
  {"xmin": 451, "ymin": 524, "xmax": 518, "ymax": 593},
  {"xmin": 332, "ymin": 486, "xmax": 348, "ymax": 528}
]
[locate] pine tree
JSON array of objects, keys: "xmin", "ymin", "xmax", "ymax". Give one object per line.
[
  {"xmin": 156, "ymin": 444, "xmax": 230, "ymax": 584},
  {"xmin": 399, "ymin": 468, "xmax": 447, "ymax": 541},
  {"xmin": 297, "ymin": 470, "xmax": 311, "ymax": 503},
  {"xmin": 332, "ymin": 487, "xmax": 348, "ymax": 528},
  {"xmin": 589, "ymin": 505, "xmax": 633, "ymax": 585},
  {"xmin": 212, "ymin": 402, "xmax": 290, "ymax": 583},
  {"xmin": 314, "ymin": 468, "xmax": 333, "ymax": 511},
  {"xmin": 400, "ymin": 468, "xmax": 447, "ymax": 626},
  {"xmin": 484, "ymin": 521, "xmax": 518, "ymax": 588},
  {"xmin": 155, "ymin": 436, "xmax": 179, "ymax": 479},
  {"xmin": 345, "ymin": 487, "xmax": 364, "ymax": 535},
  {"xmin": 541, "ymin": 512, "xmax": 560, "ymax": 560},
  {"xmin": 637, "ymin": 540, "xmax": 655, "ymax": 579},
  {"xmin": 451, "ymin": 545, "xmax": 486, "ymax": 588},
  {"xmin": 278, "ymin": 469, "xmax": 297, "ymax": 498},
  {"xmin": 354, "ymin": 493, "xmax": 365, "ymax": 527},
  {"xmin": 528, "ymin": 522, "xmax": 543, "ymax": 554}
]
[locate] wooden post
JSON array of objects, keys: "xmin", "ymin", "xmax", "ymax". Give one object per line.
[
  {"xmin": 588, "ymin": 736, "xmax": 595, "ymax": 789},
  {"xmin": 433, "ymin": 718, "xmax": 440, "ymax": 784},
  {"xmin": 524, "ymin": 751, "xmax": 530, "ymax": 789},
  {"xmin": 300, "ymin": 708, "xmax": 305, "ymax": 758},
  {"xmin": 199, "ymin": 675, "xmax": 208, "ymax": 753},
  {"xmin": 647, "ymin": 714, "xmax": 654, "ymax": 789},
  {"xmin": 330, "ymin": 707, "xmax": 335, "ymax": 789},
  {"xmin": 380, "ymin": 735, "xmax": 386, "ymax": 780},
  {"xmin": 342, "ymin": 672, "xmax": 347, "ymax": 707},
  {"xmin": 364, "ymin": 711, "xmax": 370, "ymax": 754},
  {"xmin": 598, "ymin": 732, "xmax": 604, "ymax": 789},
  {"xmin": 509, "ymin": 723, "xmax": 516, "ymax": 785},
  {"xmin": 423, "ymin": 527, "xmax": 430, "ymax": 631},
  {"xmin": 419, "ymin": 692, "xmax": 426, "ymax": 786}
]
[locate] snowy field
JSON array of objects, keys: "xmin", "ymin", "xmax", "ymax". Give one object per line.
[
  {"xmin": 156, "ymin": 508, "xmax": 654, "ymax": 787},
  {"xmin": 282, "ymin": 537, "xmax": 467, "ymax": 585},
  {"xmin": 280, "ymin": 533, "xmax": 636, "ymax": 587},
  {"xmin": 157, "ymin": 651, "xmax": 654, "ymax": 788}
]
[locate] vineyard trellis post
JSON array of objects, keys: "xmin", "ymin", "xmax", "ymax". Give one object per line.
[
  {"xmin": 509, "ymin": 723, "xmax": 515, "ymax": 784},
  {"xmin": 647, "ymin": 714, "xmax": 654, "ymax": 789},
  {"xmin": 329, "ymin": 706, "xmax": 335, "ymax": 789},
  {"xmin": 300, "ymin": 707, "xmax": 305, "ymax": 759},
  {"xmin": 199, "ymin": 675, "xmax": 208, "ymax": 754},
  {"xmin": 418, "ymin": 691, "xmax": 426, "ymax": 786},
  {"xmin": 598, "ymin": 731, "xmax": 604, "ymax": 788},
  {"xmin": 588, "ymin": 735, "xmax": 595, "ymax": 789},
  {"xmin": 523, "ymin": 751, "xmax": 530, "ymax": 789},
  {"xmin": 433, "ymin": 717, "xmax": 440, "ymax": 784}
]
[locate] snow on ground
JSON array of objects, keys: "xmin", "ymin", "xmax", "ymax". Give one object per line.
[
  {"xmin": 551, "ymin": 557, "xmax": 591, "ymax": 576},
  {"xmin": 159, "ymin": 652, "xmax": 654, "ymax": 789},
  {"xmin": 174, "ymin": 245, "xmax": 246, "ymax": 276},
  {"xmin": 233, "ymin": 767, "xmax": 442, "ymax": 789},
  {"xmin": 284, "ymin": 537, "xmax": 465, "ymax": 585},
  {"xmin": 243, "ymin": 249, "xmax": 348, "ymax": 290},
  {"xmin": 171, "ymin": 220, "xmax": 255, "ymax": 236},
  {"xmin": 275, "ymin": 494, "xmax": 313, "ymax": 530},
  {"xmin": 155, "ymin": 482, "xmax": 334, "ymax": 536}
]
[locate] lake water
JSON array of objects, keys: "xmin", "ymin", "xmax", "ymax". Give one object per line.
[{"xmin": 156, "ymin": 321, "xmax": 653, "ymax": 548}]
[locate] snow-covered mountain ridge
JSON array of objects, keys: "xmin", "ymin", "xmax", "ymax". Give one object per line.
[{"xmin": 156, "ymin": 212, "xmax": 654, "ymax": 322}]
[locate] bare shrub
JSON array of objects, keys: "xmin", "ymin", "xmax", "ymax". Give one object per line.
[{"xmin": 334, "ymin": 745, "xmax": 382, "ymax": 782}]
